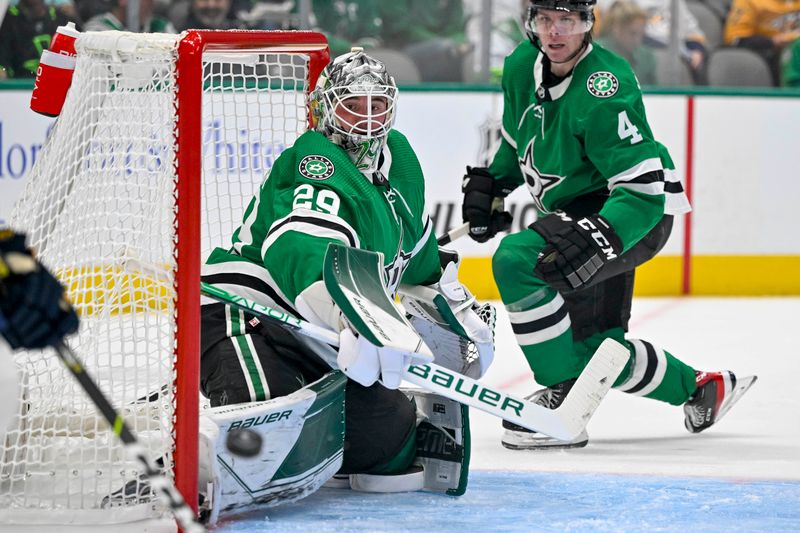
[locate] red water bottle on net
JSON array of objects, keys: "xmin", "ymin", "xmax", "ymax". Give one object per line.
[{"xmin": 30, "ymin": 22, "xmax": 81, "ymax": 117}]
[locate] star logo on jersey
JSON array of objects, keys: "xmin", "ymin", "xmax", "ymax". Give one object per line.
[
  {"xmin": 519, "ymin": 137, "xmax": 563, "ymax": 212},
  {"xmin": 298, "ymin": 155, "xmax": 335, "ymax": 180},
  {"xmin": 587, "ymin": 72, "xmax": 619, "ymax": 98}
]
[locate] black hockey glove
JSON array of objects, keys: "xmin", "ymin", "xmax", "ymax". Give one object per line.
[
  {"xmin": 530, "ymin": 213, "xmax": 623, "ymax": 293},
  {"xmin": 0, "ymin": 231, "xmax": 79, "ymax": 350},
  {"xmin": 461, "ymin": 166, "xmax": 513, "ymax": 243}
]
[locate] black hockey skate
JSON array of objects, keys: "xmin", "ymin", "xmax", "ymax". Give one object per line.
[
  {"xmin": 501, "ymin": 378, "xmax": 589, "ymax": 450},
  {"xmin": 683, "ymin": 370, "xmax": 757, "ymax": 433}
]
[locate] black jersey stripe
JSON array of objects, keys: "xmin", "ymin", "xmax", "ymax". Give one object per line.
[
  {"xmin": 201, "ymin": 271, "xmax": 299, "ymax": 317},
  {"xmin": 267, "ymin": 214, "xmax": 358, "ymax": 248},
  {"xmin": 665, "ymin": 180, "xmax": 684, "ymax": 193},
  {"xmin": 510, "ymin": 304, "xmax": 570, "ymax": 335},
  {"xmin": 623, "ymin": 340, "xmax": 658, "ymax": 394},
  {"xmin": 616, "ymin": 169, "xmax": 664, "ymax": 185}
]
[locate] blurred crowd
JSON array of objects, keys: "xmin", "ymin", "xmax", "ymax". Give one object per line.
[{"xmin": 1, "ymin": 0, "xmax": 798, "ymax": 87}]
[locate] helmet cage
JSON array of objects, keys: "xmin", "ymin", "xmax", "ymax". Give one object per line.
[
  {"xmin": 322, "ymin": 82, "xmax": 397, "ymax": 142},
  {"xmin": 310, "ymin": 50, "xmax": 398, "ymax": 150}
]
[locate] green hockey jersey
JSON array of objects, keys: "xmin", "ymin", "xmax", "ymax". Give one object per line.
[
  {"xmin": 202, "ymin": 129, "xmax": 441, "ymax": 319},
  {"xmin": 489, "ymin": 41, "xmax": 690, "ymax": 251}
]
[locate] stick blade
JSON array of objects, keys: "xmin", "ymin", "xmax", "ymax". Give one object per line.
[{"xmin": 554, "ymin": 338, "xmax": 630, "ymax": 439}]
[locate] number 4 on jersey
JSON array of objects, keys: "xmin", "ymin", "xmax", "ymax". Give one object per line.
[{"xmin": 617, "ymin": 110, "xmax": 643, "ymax": 145}]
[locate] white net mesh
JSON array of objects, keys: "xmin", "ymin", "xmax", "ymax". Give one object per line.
[{"xmin": 0, "ymin": 30, "xmax": 325, "ymax": 525}]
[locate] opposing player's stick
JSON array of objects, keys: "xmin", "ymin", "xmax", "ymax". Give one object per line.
[
  {"xmin": 52, "ymin": 341, "xmax": 207, "ymax": 533},
  {"xmin": 200, "ymin": 281, "xmax": 628, "ymax": 440}
]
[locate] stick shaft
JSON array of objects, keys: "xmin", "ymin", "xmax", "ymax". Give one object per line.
[
  {"xmin": 200, "ymin": 282, "xmax": 626, "ymax": 440},
  {"xmin": 53, "ymin": 342, "xmax": 206, "ymax": 533},
  {"xmin": 436, "ymin": 222, "xmax": 470, "ymax": 246}
]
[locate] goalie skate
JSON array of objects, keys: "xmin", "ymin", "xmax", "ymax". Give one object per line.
[{"xmin": 683, "ymin": 371, "xmax": 757, "ymax": 433}]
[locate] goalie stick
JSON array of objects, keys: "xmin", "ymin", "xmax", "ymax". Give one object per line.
[
  {"xmin": 52, "ymin": 341, "xmax": 207, "ymax": 533},
  {"xmin": 200, "ymin": 270, "xmax": 628, "ymax": 440}
]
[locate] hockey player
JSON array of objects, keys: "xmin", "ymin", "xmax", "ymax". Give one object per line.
[
  {"xmin": 0, "ymin": 229, "xmax": 79, "ymax": 429},
  {"xmin": 460, "ymin": 0, "xmax": 756, "ymax": 449},
  {"xmin": 199, "ymin": 48, "xmax": 490, "ymax": 517}
]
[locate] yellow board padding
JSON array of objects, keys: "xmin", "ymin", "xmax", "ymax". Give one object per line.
[
  {"xmin": 58, "ymin": 264, "xmax": 173, "ymax": 316},
  {"xmin": 55, "ymin": 255, "xmax": 800, "ymax": 316},
  {"xmin": 458, "ymin": 255, "xmax": 800, "ymax": 298},
  {"xmin": 689, "ymin": 255, "xmax": 800, "ymax": 296}
]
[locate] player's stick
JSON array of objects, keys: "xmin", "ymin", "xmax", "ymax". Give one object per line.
[
  {"xmin": 200, "ymin": 281, "xmax": 628, "ymax": 440},
  {"xmin": 436, "ymin": 222, "xmax": 470, "ymax": 246},
  {"xmin": 52, "ymin": 341, "xmax": 207, "ymax": 533},
  {"xmin": 437, "ymin": 198, "xmax": 512, "ymax": 246}
]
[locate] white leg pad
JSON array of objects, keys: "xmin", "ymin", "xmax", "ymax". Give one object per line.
[{"xmin": 198, "ymin": 371, "xmax": 346, "ymax": 524}]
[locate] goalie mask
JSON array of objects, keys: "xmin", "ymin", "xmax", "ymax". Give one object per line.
[{"xmin": 309, "ymin": 48, "xmax": 398, "ymax": 174}]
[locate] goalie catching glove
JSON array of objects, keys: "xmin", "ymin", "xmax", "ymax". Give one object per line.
[
  {"xmin": 530, "ymin": 212, "xmax": 623, "ymax": 293},
  {"xmin": 399, "ymin": 254, "xmax": 495, "ymax": 379}
]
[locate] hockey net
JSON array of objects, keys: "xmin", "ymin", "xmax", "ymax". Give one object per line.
[{"xmin": 0, "ymin": 30, "xmax": 328, "ymax": 526}]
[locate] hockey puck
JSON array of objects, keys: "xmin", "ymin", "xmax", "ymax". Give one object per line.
[{"xmin": 226, "ymin": 428, "xmax": 263, "ymax": 458}]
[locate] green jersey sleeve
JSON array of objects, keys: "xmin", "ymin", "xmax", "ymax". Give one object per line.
[{"xmin": 580, "ymin": 94, "xmax": 666, "ymax": 250}]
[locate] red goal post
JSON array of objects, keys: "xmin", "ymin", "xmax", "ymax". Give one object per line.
[
  {"xmin": 173, "ymin": 29, "xmax": 329, "ymax": 517},
  {"xmin": 1, "ymin": 30, "xmax": 329, "ymax": 527}
]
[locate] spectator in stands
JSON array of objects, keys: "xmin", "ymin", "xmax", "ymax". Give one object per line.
[
  {"xmin": 311, "ymin": 0, "xmax": 472, "ymax": 80},
  {"xmin": 597, "ymin": 0, "xmax": 658, "ymax": 85},
  {"xmin": 724, "ymin": 0, "xmax": 800, "ymax": 85},
  {"xmin": 0, "ymin": 0, "xmax": 74, "ymax": 79},
  {"xmin": 6, "ymin": 0, "xmax": 78, "ymax": 21},
  {"xmin": 82, "ymin": 0, "xmax": 175, "ymax": 32},
  {"xmin": 783, "ymin": 36, "xmax": 800, "ymax": 86},
  {"xmin": 311, "ymin": 0, "xmax": 383, "ymax": 56},
  {"xmin": 464, "ymin": 0, "xmax": 527, "ymax": 82},
  {"xmin": 380, "ymin": 0, "xmax": 472, "ymax": 81},
  {"xmin": 169, "ymin": 0, "xmax": 240, "ymax": 31},
  {"xmin": 232, "ymin": 0, "xmax": 297, "ymax": 30},
  {"xmin": 598, "ymin": 0, "xmax": 707, "ymax": 82}
]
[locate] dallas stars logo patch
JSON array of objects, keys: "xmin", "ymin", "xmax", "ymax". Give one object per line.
[
  {"xmin": 587, "ymin": 72, "xmax": 619, "ymax": 98},
  {"xmin": 519, "ymin": 137, "xmax": 563, "ymax": 213},
  {"xmin": 298, "ymin": 155, "xmax": 335, "ymax": 180}
]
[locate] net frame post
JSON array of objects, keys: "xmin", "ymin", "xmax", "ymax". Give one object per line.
[{"xmin": 173, "ymin": 29, "xmax": 329, "ymax": 517}]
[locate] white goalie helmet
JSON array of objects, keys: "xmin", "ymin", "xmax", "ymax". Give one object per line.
[{"xmin": 309, "ymin": 48, "xmax": 398, "ymax": 173}]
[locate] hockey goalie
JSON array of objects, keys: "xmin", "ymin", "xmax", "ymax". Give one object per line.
[{"xmin": 193, "ymin": 48, "xmax": 496, "ymax": 524}]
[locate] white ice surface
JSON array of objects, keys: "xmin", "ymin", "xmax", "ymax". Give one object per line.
[
  {"xmin": 469, "ymin": 297, "xmax": 800, "ymax": 480},
  {"xmin": 210, "ymin": 297, "xmax": 800, "ymax": 533}
]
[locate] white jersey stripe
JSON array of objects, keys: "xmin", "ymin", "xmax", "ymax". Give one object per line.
[
  {"xmin": 664, "ymin": 168, "xmax": 692, "ymax": 215},
  {"xmin": 615, "ymin": 339, "xmax": 667, "ymax": 396},
  {"xmin": 500, "ymin": 124, "xmax": 518, "ymax": 150},
  {"xmin": 513, "ymin": 314, "xmax": 571, "ymax": 345},
  {"xmin": 607, "ymin": 158, "xmax": 664, "ymax": 187},
  {"xmin": 262, "ymin": 208, "xmax": 361, "ymax": 260},
  {"xmin": 613, "ymin": 181, "xmax": 665, "ymax": 196},
  {"xmin": 409, "ymin": 215, "xmax": 433, "ymax": 258},
  {"xmin": 201, "ymin": 259, "xmax": 295, "ymax": 313},
  {"xmin": 508, "ymin": 293, "xmax": 567, "ymax": 324}
]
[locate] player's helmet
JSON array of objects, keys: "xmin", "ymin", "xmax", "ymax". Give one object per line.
[
  {"xmin": 524, "ymin": 0, "xmax": 596, "ymax": 43},
  {"xmin": 309, "ymin": 48, "xmax": 397, "ymax": 171}
]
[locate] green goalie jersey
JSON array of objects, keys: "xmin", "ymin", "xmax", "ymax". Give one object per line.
[
  {"xmin": 202, "ymin": 129, "xmax": 441, "ymax": 320},
  {"xmin": 489, "ymin": 41, "xmax": 690, "ymax": 251}
]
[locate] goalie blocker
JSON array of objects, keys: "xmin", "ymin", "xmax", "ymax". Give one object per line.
[{"xmin": 198, "ymin": 372, "xmax": 470, "ymax": 524}]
